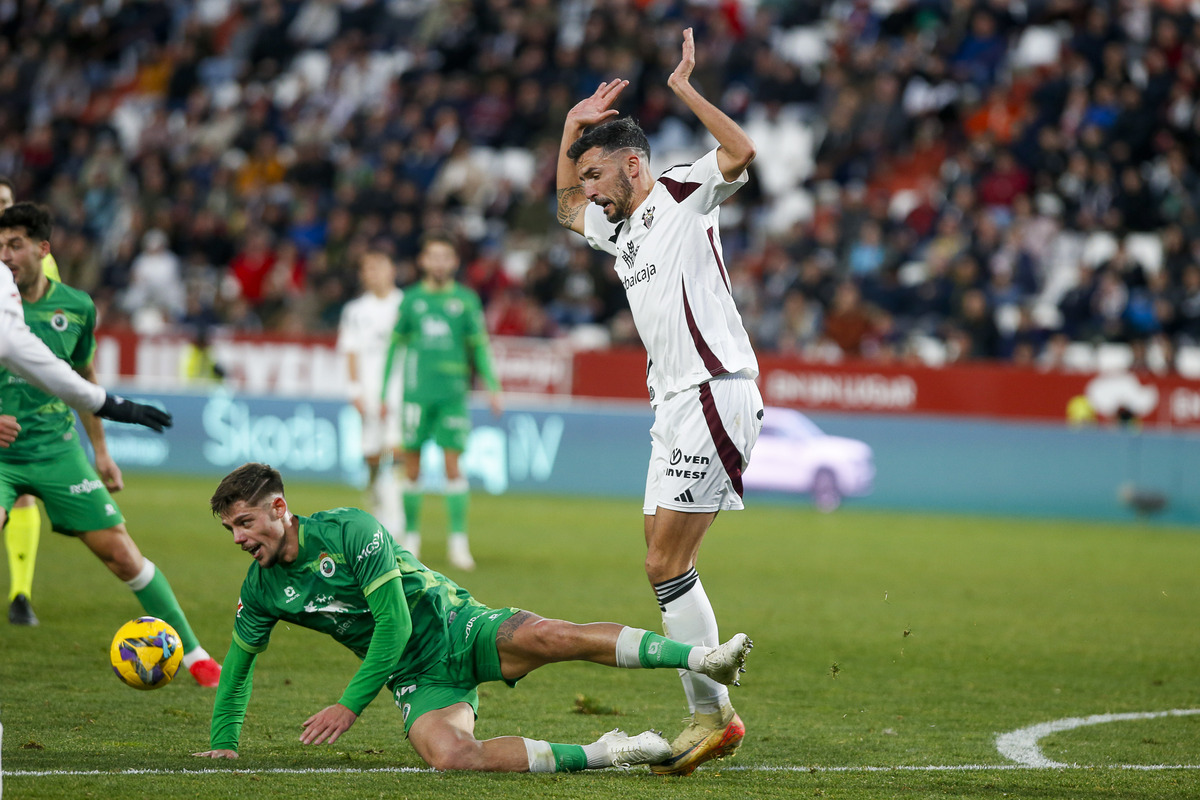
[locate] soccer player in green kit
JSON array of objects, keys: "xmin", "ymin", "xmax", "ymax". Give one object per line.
[
  {"xmin": 194, "ymin": 462, "xmax": 753, "ymax": 772},
  {"xmin": 0, "ymin": 202, "xmax": 221, "ymax": 685},
  {"xmin": 382, "ymin": 231, "xmax": 502, "ymax": 571}
]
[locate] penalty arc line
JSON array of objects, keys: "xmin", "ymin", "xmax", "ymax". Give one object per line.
[{"xmin": 995, "ymin": 708, "xmax": 1200, "ymax": 768}]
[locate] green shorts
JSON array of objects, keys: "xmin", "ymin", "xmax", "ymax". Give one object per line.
[
  {"xmin": 390, "ymin": 604, "xmax": 521, "ymax": 732},
  {"xmin": 0, "ymin": 448, "xmax": 124, "ymax": 534},
  {"xmin": 401, "ymin": 396, "xmax": 470, "ymax": 452}
]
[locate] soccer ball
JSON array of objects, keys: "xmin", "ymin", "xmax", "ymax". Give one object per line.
[{"xmin": 109, "ymin": 616, "xmax": 183, "ymax": 690}]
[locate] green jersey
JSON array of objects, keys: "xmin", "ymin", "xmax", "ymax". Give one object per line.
[
  {"xmin": 382, "ymin": 281, "xmax": 499, "ymax": 403},
  {"xmin": 211, "ymin": 507, "xmax": 489, "ymax": 749},
  {"xmin": 0, "ymin": 280, "xmax": 96, "ymax": 462}
]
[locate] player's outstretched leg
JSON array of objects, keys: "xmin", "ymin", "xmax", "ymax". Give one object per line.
[
  {"xmin": 409, "ymin": 702, "xmax": 670, "ymax": 772},
  {"xmin": 698, "ymin": 633, "xmax": 753, "ymax": 686},
  {"xmin": 649, "ymin": 633, "xmax": 751, "ymax": 776},
  {"xmin": 125, "ymin": 557, "xmax": 222, "ymax": 687},
  {"xmin": 84, "ymin": 527, "xmax": 223, "ymax": 688}
]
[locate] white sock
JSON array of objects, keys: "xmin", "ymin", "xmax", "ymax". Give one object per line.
[
  {"xmin": 124, "ymin": 559, "xmax": 156, "ymax": 591},
  {"xmin": 614, "ymin": 626, "xmax": 647, "ymax": 669},
  {"xmin": 182, "ymin": 647, "xmax": 212, "ymax": 668},
  {"xmin": 660, "ymin": 576, "xmax": 727, "ymax": 714},
  {"xmin": 523, "ymin": 738, "xmax": 556, "ymax": 773},
  {"xmin": 582, "ymin": 739, "xmax": 611, "ymax": 768}
]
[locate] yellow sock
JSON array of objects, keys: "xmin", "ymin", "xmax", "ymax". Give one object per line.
[{"xmin": 6, "ymin": 504, "xmax": 40, "ymax": 600}]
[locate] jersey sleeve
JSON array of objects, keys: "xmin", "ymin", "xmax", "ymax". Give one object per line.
[
  {"xmin": 337, "ymin": 510, "xmax": 409, "ymax": 714},
  {"xmin": 343, "ymin": 510, "xmax": 403, "ymax": 591},
  {"xmin": 208, "ymin": 639, "xmax": 259, "ymax": 752},
  {"xmin": 231, "ymin": 584, "xmax": 279, "ymax": 654},
  {"xmin": 582, "ymin": 203, "xmax": 621, "ymax": 256},
  {"xmin": 0, "ymin": 302, "xmax": 105, "ymax": 412},
  {"xmin": 659, "ymin": 148, "xmax": 748, "ymax": 214},
  {"xmin": 463, "ymin": 291, "xmax": 500, "ymax": 392},
  {"xmin": 337, "ymin": 575, "xmax": 411, "ymax": 714}
]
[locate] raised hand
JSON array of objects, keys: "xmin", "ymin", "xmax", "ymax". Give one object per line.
[
  {"xmin": 668, "ymin": 28, "xmax": 696, "ymax": 90},
  {"xmin": 566, "ymin": 79, "xmax": 630, "ymax": 128}
]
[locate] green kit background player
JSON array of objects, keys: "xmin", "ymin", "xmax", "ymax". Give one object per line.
[
  {"xmin": 193, "ymin": 462, "xmax": 753, "ymax": 772},
  {"xmin": 0, "ymin": 203, "xmax": 220, "ymax": 685},
  {"xmin": 381, "ymin": 232, "xmax": 502, "ymax": 571},
  {"xmin": 3, "ymin": 176, "xmax": 64, "ymax": 626}
]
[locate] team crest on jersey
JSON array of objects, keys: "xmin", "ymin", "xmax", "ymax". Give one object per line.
[
  {"xmin": 444, "ymin": 298, "xmax": 463, "ymax": 316},
  {"xmin": 642, "ymin": 206, "xmax": 655, "ymax": 229},
  {"xmin": 319, "ymin": 552, "xmax": 336, "ymax": 578},
  {"xmin": 51, "ymin": 310, "xmax": 68, "ymax": 331}
]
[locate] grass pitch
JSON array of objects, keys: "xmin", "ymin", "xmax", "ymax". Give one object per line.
[{"xmin": 2, "ymin": 474, "xmax": 1198, "ymax": 799}]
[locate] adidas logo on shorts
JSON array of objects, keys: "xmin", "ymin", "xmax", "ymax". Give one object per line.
[{"xmin": 674, "ymin": 489, "xmax": 695, "ymax": 503}]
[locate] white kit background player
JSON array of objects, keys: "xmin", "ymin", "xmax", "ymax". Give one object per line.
[
  {"xmin": 337, "ymin": 249, "xmax": 404, "ymax": 543},
  {"xmin": 555, "ymin": 29, "xmax": 764, "ymax": 776}
]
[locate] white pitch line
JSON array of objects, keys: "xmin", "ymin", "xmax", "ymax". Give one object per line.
[
  {"xmin": 4, "ymin": 763, "xmax": 1200, "ymax": 778},
  {"xmin": 996, "ymin": 708, "xmax": 1200, "ymax": 768}
]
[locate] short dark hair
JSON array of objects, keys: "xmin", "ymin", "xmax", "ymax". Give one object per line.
[
  {"xmin": 210, "ymin": 463, "xmax": 285, "ymax": 517},
  {"xmin": 0, "ymin": 202, "xmax": 52, "ymax": 243},
  {"xmin": 566, "ymin": 117, "xmax": 650, "ymax": 162},
  {"xmin": 418, "ymin": 230, "xmax": 458, "ymax": 254}
]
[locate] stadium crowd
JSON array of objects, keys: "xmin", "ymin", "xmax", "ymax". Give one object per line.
[{"xmin": 2, "ymin": 0, "xmax": 1200, "ymax": 372}]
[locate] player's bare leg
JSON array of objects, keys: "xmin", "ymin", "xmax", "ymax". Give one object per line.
[
  {"xmin": 408, "ymin": 703, "xmax": 669, "ymax": 772},
  {"xmin": 643, "ymin": 508, "xmax": 745, "ymax": 775},
  {"xmin": 403, "ymin": 612, "xmax": 751, "ymax": 772},
  {"xmin": 78, "ymin": 525, "xmax": 221, "ymax": 686}
]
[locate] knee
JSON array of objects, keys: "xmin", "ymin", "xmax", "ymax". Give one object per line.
[
  {"xmin": 644, "ymin": 551, "xmax": 677, "ymax": 585},
  {"xmin": 524, "ymin": 618, "xmax": 575, "ymax": 655},
  {"xmin": 101, "ymin": 531, "xmax": 144, "ymax": 581},
  {"xmin": 423, "ymin": 739, "xmax": 484, "ymax": 772}
]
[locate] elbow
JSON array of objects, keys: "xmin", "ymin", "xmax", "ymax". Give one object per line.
[{"xmin": 739, "ymin": 143, "xmax": 757, "ymax": 171}]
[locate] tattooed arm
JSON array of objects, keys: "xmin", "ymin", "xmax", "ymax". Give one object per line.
[{"xmin": 556, "ymin": 79, "xmax": 628, "ymax": 234}]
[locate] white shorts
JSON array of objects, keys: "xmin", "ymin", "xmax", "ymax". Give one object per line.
[
  {"xmin": 359, "ymin": 395, "xmax": 402, "ymax": 458},
  {"xmin": 643, "ymin": 375, "xmax": 764, "ymax": 515}
]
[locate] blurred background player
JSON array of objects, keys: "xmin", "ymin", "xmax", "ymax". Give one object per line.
[
  {"xmin": 555, "ymin": 31, "xmax": 763, "ymax": 775},
  {"xmin": 3, "ymin": 177, "xmax": 64, "ymax": 625},
  {"xmin": 337, "ymin": 249, "xmax": 404, "ymax": 544},
  {"xmin": 382, "ymin": 232, "xmax": 502, "ymax": 571},
  {"xmin": 0, "ymin": 203, "xmax": 218, "ymax": 685}
]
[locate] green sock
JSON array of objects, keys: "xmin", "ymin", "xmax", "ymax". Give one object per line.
[
  {"xmin": 549, "ymin": 742, "xmax": 588, "ymax": 772},
  {"xmin": 639, "ymin": 630, "xmax": 695, "ymax": 670},
  {"xmin": 132, "ymin": 566, "xmax": 200, "ymax": 652},
  {"xmin": 445, "ymin": 490, "xmax": 468, "ymax": 534},
  {"xmin": 403, "ymin": 492, "xmax": 422, "ymax": 533}
]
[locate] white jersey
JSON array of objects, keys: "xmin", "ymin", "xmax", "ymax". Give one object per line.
[
  {"xmin": 583, "ymin": 148, "xmax": 758, "ymax": 407},
  {"xmin": 0, "ymin": 260, "xmax": 105, "ymax": 412},
  {"xmin": 338, "ymin": 288, "xmax": 404, "ymax": 403}
]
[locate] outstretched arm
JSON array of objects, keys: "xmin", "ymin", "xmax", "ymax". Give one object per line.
[
  {"xmin": 556, "ymin": 79, "xmax": 629, "ymax": 234},
  {"xmin": 667, "ymin": 28, "xmax": 756, "ymax": 182}
]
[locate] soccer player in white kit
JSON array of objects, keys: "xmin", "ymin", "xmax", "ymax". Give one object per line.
[
  {"xmin": 555, "ymin": 29, "xmax": 763, "ymax": 776},
  {"xmin": 337, "ymin": 249, "xmax": 405, "ymax": 544}
]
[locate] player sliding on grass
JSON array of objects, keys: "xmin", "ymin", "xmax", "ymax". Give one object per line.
[
  {"xmin": 556, "ymin": 29, "xmax": 763, "ymax": 774},
  {"xmin": 194, "ymin": 462, "xmax": 753, "ymax": 772}
]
